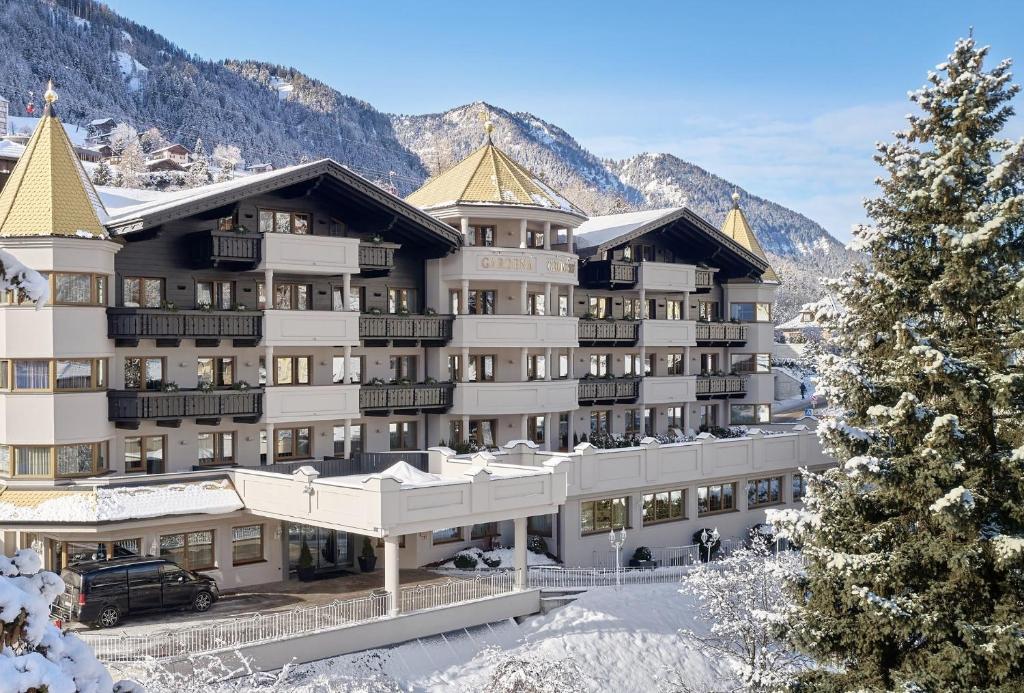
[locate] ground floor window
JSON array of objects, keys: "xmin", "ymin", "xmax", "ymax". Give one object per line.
[
  {"xmin": 57, "ymin": 538, "xmax": 140, "ymax": 569},
  {"xmin": 697, "ymin": 483, "xmax": 736, "ymax": 515},
  {"xmin": 451, "ymin": 419, "xmax": 498, "ymax": 448},
  {"xmin": 232, "ymin": 525, "xmax": 264, "ymax": 566},
  {"xmin": 287, "ymin": 524, "xmax": 352, "ymax": 574},
  {"xmin": 624, "ymin": 408, "xmax": 641, "ymax": 435},
  {"xmin": 124, "ymin": 435, "xmax": 164, "ymax": 473},
  {"xmin": 389, "ymin": 421, "xmax": 417, "ymax": 450},
  {"xmin": 333, "ymin": 424, "xmax": 364, "ymax": 457},
  {"xmin": 748, "ymin": 476, "xmax": 783, "ymax": 507},
  {"xmin": 432, "ymin": 527, "xmax": 464, "ymax": 544},
  {"xmin": 160, "ymin": 530, "xmax": 215, "ymax": 571},
  {"xmin": 793, "ymin": 473, "xmax": 807, "ymax": 501},
  {"xmin": 580, "ymin": 496, "xmax": 629, "ymax": 535},
  {"xmin": 730, "ymin": 403, "xmax": 771, "ymax": 425},
  {"xmin": 558, "ymin": 413, "xmax": 570, "ymax": 451},
  {"xmin": 590, "ymin": 410, "xmax": 611, "ymax": 435},
  {"xmin": 275, "ymin": 427, "xmax": 311, "ymax": 460},
  {"xmin": 642, "ymin": 489, "xmax": 685, "ymax": 525},
  {"xmin": 197, "ymin": 431, "xmax": 234, "ymax": 465},
  {"xmin": 527, "ymin": 415, "xmax": 546, "ymax": 445},
  {"xmin": 699, "ymin": 404, "xmax": 719, "ymax": 429},
  {"xmin": 666, "ymin": 406, "xmax": 684, "ymax": 430}
]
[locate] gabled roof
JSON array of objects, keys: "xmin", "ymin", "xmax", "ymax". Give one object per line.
[
  {"xmin": 0, "ymin": 85, "xmax": 106, "ymax": 238},
  {"xmin": 575, "ymin": 206, "xmax": 769, "ymax": 277},
  {"xmin": 104, "ymin": 158, "xmax": 463, "ymax": 250},
  {"xmin": 720, "ymin": 192, "xmax": 778, "ymax": 282},
  {"xmin": 151, "ymin": 143, "xmax": 191, "ymax": 156},
  {"xmin": 406, "ymin": 139, "xmax": 586, "ymax": 218}
]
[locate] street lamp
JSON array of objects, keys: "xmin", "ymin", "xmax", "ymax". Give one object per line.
[
  {"xmin": 609, "ymin": 527, "xmax": 626, "ymax": 586},
  {"xmin": 699, "ymin": 527, "xmax": 720, "ymax": 563}
]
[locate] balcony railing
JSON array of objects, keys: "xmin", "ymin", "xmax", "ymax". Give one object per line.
[
  {"xmin": 695, "ymin": 269, "xmax": 714, "ymax": 291},
  {"xmin": 108, "ymin": 388, "xmax": 264, "ymax": 424},
  {"xmin": 107, "ymin": 308, "xmax": 263, "ymax": 346},
  {"xmin": 359, "ymin": 314, "xmax": 454, "ymax": 345},
  {"xmin": 578, "ymin": 319, "xmax": 639, "ymax": 346},
  {"xmin": 359, "ymin": 383, "xmax": 455, "ymax": 413},
  {"xmin": 580, "ymin": 259, "xmax": 638, "ymax": 288},
  {"xmin": 694, "ymin": 321, "xmax": 748, "ymax": 345},
  {"xmin": 578, "ymin": 377, "xmax": 641, "ymax": 404},
  {"xmin": 358, "ymin": 242, "xmax": 399, "ymax": 275},
  {"xmin": 257, "ymin": 451, "xmax": 430, "ymax": 477},
  {"xmin": 191, "ymin": 230, "xmax": 262, "ymax": 268},
  {"xmin": 695, "ymin": 376, "xmax": 746, "ymax": 399}
]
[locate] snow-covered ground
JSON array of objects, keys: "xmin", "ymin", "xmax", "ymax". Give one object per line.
[{"xmin": 226, "ymin": 583, "xmax": 719, "ymax": 692}]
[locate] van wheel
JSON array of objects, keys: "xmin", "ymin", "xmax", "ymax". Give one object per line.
[
  {"xmin": 192, "ymin": 591, "xmax": 213, "ymax": 613},
  {"xmin": 96, "ymin": 606, "xmax": 120, "ymax": 628}
]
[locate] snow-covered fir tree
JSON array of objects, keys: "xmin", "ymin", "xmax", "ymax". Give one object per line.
[
  {"xmin": 770, "ymin": 36, "xmax": 1024, "ymax": 691},
  {"xmin": 139, "ymin": 126, "xmax": 168, "ymax": 154},
  {"xmin": 91, "ymin": 158, "xmax": 114, "ymax": 186},
  {"xmin": 186, "ymin": 136, "xmax": 212, "ymax": 187},
  {"xmin": 117, "ymin": 138, "xmax": 146, "ymax": 189}
]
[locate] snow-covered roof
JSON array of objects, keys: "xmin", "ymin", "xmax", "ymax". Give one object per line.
[
  {"xmin": 6, "ymin": 116, "xmax": 89, "ymax": 146},
  {"xmin": 374, "ymin": 460, "xmax": 456, "ymax": 488},
  {"xmin": 96, "ymin": 185, "xmax": 171, "ymax": 212},
  {"xmin": 0, "ymin": 479, "xmax": 243, "ymax": 523},
  {"xmin": 88, "ymin": 117, "xmax": 114, "ymax": 126},
  {"xmin": 574, "ymin": 207, "xmax": 681, "ymax": 249},
  {"xmin": 0, "ymin": 140, "xmax": 25, "ymax": 159}
]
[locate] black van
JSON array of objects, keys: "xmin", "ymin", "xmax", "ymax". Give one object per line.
[{"xmin": 53, "ymin": 556, "xmax": 219, "ymax": 628}]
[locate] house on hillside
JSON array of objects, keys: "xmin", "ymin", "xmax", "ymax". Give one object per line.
[
  {"xmin": 87, "ymin": 117, "xmax": 116, "ymax": 143},
  {"xmin": 150, "ymin": 143, "xmax": 191, "ymax": 165},
  {"xmin": 247, "ymin": 162, "xmax": 273, "ymax": 174}
]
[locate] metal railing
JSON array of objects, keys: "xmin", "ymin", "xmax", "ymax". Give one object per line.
[
  {"xmin": 358, "ymin": 243, "xmax": 397, "ymax": 271},
  {"xmin": 107, "ymin": 388, "xmax": 264, "ymax": 422},
  {"xmin": 578, "ymin": 319, "xmax": 639, "ymax": 345},
  {"xmin": 527, "ymin": 565, "xmax": 689, "ymax": 588},
  {"xmin": 578, "ymin": 377, "xmax": 641, "ymax": 403},
  {"xmin": 359, "ymin": 314, "xmax": 454, "ymax": 342},
  {"xmin": 107, "ymin": 308, "xmax": 263, "ymax": 342},
  {"xmin": 591, "ymin": 539, "xmax": 737, "ymax": 569},
  {"xmin": 359, "ymin": 383, "xmax": 455, "ymax": 411},
  {"xmin": 695, "ymin": 375, "xmax": 747, "ymax": 397},
  {"xmin": 694, "ymin": 321, "xmax": 747, "ymax": 344},
  {"xmin": 192, "ymin": 229, "xmax": 262, "ymax": 266},
  {"xmin": 81, "ymin": 572, "xmax": 518, "ymax": 662},
  {"xmin": 695, "ymin": 269, "xmax": 714, "ymax": 290},
  {"xmin": 258, "ymin": 451, "xmax": 430, "ymax": 477}
]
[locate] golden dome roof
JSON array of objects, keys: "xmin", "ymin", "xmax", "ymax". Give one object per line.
[{"xmin": 720, "ymin": 192, "xmax": 778, "ymax": 282}]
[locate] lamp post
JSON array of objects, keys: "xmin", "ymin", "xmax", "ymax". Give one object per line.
[
  {"xmin": 699, "ymin": 527, "xmax": 720, "ymax": 562},
  {"xmin": 609, "ymin": 527, "xmax": 626, "ymax": 587}
]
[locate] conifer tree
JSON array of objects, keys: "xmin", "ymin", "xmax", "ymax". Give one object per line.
[
  {"xmin": 770, "ymin": 37, "xmax": 1024, "ymax": 691},
  {"xmin": 92, "ymin": 158, "xmax": 113, "ymax": 186},
  {"xmin": 186, "ymin": 136, "xmax": 211, "ymax": 187}
]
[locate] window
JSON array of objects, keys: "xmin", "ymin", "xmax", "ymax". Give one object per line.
[
  {"xmin": 52, "ymin": 273, "xmax": 106, "ymax": 306},
  {"xmin": 590, "ymin": 409, "xmax": 611, "ymax": 434},
  {"xmin": 56, "ymin": 360, "xmax": 105, "ymax": 390},
  {"xmin": 124, "ymin": 435, "xmax": 164, "ymax": 473},
  {"xmin": 468, "ymin": 289, "xmax": 496, "ymax": 315},
  {"xmin": 432, "ymin": 527, "xmax": 464, "ymax": 544},
  {"xmin": 124, "ymin": 357, "xmax": 164, "ymax": 390},
  {"xmin": 558, "ymin": 295, "xmax": 569, "ymax": 317},
  {"xmin": 197, "ymin": 357, "xmax": 234, "ymax": 387},
  {"xmin": 390, "ymin": 355, "xmax": 417, "ymax": 381},
  {"xmin": 389, "ymin": 421, "xmax": 417, "ymax": 450},
  {"xmin": 333, "ymin": 285, "xmax": 363, "ymax": 312},
  {"xmin": 526, "ymin": 228, "xmax": 545, "ymax": 248},
  {"xmin": 467, "ymin": 226, "xmax": 494, "ymax": 246},
  {"xmin": 195, "ymin": 281, "xmax": 234, "ymax": 310},
  {"xmin": 622, "ymin": 298, "xmax": 643, "ymax": 320},
  {"xmin": 730, "ymin": 302, "xmax": 772, "ymax": 322},
  {"xmin": 558, "ymin": 353, "xmax": 570, "ymax": 379},
  {"xmin": 665, "ymin": 353, "xmax": 685, "ymax": 376},
  {"xmin": 558, "ymin": 413, "xmax": 570, "ymax": 451},
  {"xmin": 588, "ymin": 296, "xmax": 610, "ymax": 318},
  {"xmin": 747, "ymin": 476, "xmax": 783, "ymax": 507},
  {"xmin": 467, "ymin": 354, "xmax": 495, "ymax": 382},
  {"xmin": 217, "ymin": 214, "xmax": 236, "ymax": 232},
  {"xmin": 697, "ymin": 483, "xmax": 736, "ymax": 515},
  {"xmin": 0, "ymin": 359, "xmax": 105, "ymax": 392},
  {"xmin": 0, "ymin": 442, "xmax": 107, "ymax": 478},
  {"xmin": 699, "ymin": 404, "xmax": 720, "ymax": 429},
  {"xmin": 589, "ymin": 354, "xmax": 610, "ymax": 377},
  {"xmin": 527, "ymin": 292, "xmax": 546, "ymax": 316},
  {"xmin": 258, "ymin": 209, "xmax": 310, "ymax": 234},
  {"xmin": 55, "ymin": 443, "xmax": 107, "ymax": 477},
  {"xmin": 197, "ymin": 432, "xmax": 234, "ymax": 465},
  {"xmin": 643, "ymin": 407, "xmax": 656, "ymax": 436},
  {"xmin": 527, "ymin": 354, "xmax": 546, "ymax": 380},
  {"xmin": 332, "ymin": 355, "xmax": 358, "ymax": 384},
  {"xmin": 447, "ymin": 355, "xmax": 461, "ymax": 382},
  {"xmin": 793, "ymin": 474, "xmax": 807, "ymax": 502},
  {"xmin": 388, "ymin": 288, "xmax": 418, "ymax": 313},
  {"xmin": 697, "ymin": 301, "xmax": 720, "ymax": 321},
  {"xmin": 14, "ymin": 361, "xmax": 49, "ymax": 390},
  {"xmin": 730, "ymin": 353, "xmax": 771, "ymax": 374},
  {"xmin": 471, "ymin": 522, "xmax": 499, "ymax": 539},
  {"xmin": 643, "ymin": 489, "xmax": 685, "ymax": 525},
  {"xmin": 580, "ymin": 496, "xmax": 629, "ymax": 534},
  {"xmin": 667, "ymin": 406, "xmax": 684, "ymax": 430},
  {"xmin": 699, "ymin": 353, "xmax": 720, "ymax": 375},
  {"xmin": 122, "ymin": 277, "xmax": 163, "ymax": 308},
  {"xmin": 624, "ymin": 408, "xmax": 641, "ymax": 435},
  {"xmin": 333, "ymin": 424, "xmax": 364, "ymax": 456},
  {"xmin": 527, "ymin": 415, "xmax": 546, "ymax": 445},
  {"xmin": 232, "ymin": 525, "xmax": 263, "ymax": 565},
  {"xmin": 623, "ymin": 354, "xmax": 650, "ymax": 377},
  {"xmin": 261, "ymin": 283, "xmax": 312, "ymax": 311},
  {"xmin": 160, "ymin": 530, "xmax": 215, "ymax": 571},
  {"xmin": 528, "ymin": 514, "xmax": 553, "ymax": 537},
  {"xmin": 666, "ymin": 299, "xmax": 683, "ymax": 320},
  {"xmin": 730, "ymin": 404, "xmax": 771, "ymax": 425},
  {"xmin": 274, "ymin": 356, "xmax": 311, "ymax": 385},
  {"xmin": 451, "ymin": 419, "xmax": 497, "ymax": 447},
  {"xmin": 276, "ymin": 427, "xmax": 312, "ymax": 460}
]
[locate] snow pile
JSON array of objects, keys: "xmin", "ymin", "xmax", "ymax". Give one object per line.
[
  {"xmin": 438, "ymin": 546, "xmax": 557, "ymax": 570},
  {"xmin": 0, "ymin": 549, "xmax": 137, "ymax": 693},
  {"xmin": 0, "ymin": 480, "xmax": 243, "ymax": 523}
]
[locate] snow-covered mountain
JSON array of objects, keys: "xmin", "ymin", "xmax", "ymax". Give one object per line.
[{"xmin": 0, "ymin": 0, "xmax": 852, "ymax": 317}]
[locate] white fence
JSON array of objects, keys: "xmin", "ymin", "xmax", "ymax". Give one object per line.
[
  {"xmin": 591, "ymin": 539, "xmax": 737, "ymax": 569},
  {"xmin": 527, "ymin": 565, "xmax": 689, "ymax": 588},
  {"xmin": 82, "ymin": 572, "xmax": 518, "ymax": 663}
]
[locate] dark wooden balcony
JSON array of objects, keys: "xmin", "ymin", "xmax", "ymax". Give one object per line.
[
  {"xmin": 578, "ymin": 377, "xmax": 641, "ymax": 405},
  {"xmin": 580, "ymin": 259, "xmax": 638, "ymax": 288},
  {"xmin": 578, "ymin": 319, "xmax": 639, "ymax": 346},
  {"xmin": 107, "ymin": 308, "xmax": 262, "ymax": 347},
  {"xmin": 695, "ymin": 376, "xmax": 747, "ymax": 399},
  {"xmin": 108, "ymin": 388, "xmax": 264, "ymax": 428},
  {"xmin": 190, "ymin": 229, "xmax": 262, "ymax": 269},
  {"xmin": 359, "ymin": 313, "xmax": 453, "ymax": 346},
  {"xmin": 359, "ymin": 383, "xmax": 455, "ymax": 415},
  {"xmin": 358, "ymin": 242, "xmax": 399, "ymax": 277},
  {"xmin": 695, "ymin": 268, "xmax": 715, "ymax": 293},
  {"xmin": 694, "ymin": 321, "xmax": 748, "ymax": 346}
]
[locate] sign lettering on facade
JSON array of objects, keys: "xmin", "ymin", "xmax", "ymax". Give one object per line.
[{"xmin": 477, "ymin": 254, "xmax": 577, "ymax": 275}]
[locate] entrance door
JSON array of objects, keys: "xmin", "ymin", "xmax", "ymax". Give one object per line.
[{"xmin": 287, "ymin": 524, "xmax": 352, "ymax": 576}]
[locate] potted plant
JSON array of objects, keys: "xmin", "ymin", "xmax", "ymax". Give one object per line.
[
  {"xmin": 196, "ymin": 301, "xmax": 213, "ymax": 312},
  {"xmin": 232, "ymin": 380, "xmax": 251, "ymax": 391},
  {"xmin": 160, "ymin": 382, "xmax": 180, "ymax": 392},
  {"xmin": 424, "ymin": 307, "xmax": 437, "ymax": 316},
  {"xmin": 629, "ymin": 546, "xmax": 657, "ymax": 568},
  {"xmin": 297, "ymin": 537, "xmax": 315, "ymax": 581},
  {"xmin": 197, "ymin": 380, "xmax": 214, "ymax": 392},
  {"xmin": 358, "ymin": 537, "xmax": 377, "ymax": 572}
]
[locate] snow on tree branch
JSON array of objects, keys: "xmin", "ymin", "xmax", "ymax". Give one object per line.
[{"xmin": 0, "ymin": 249, "xmax": 49, "ymax": 306}]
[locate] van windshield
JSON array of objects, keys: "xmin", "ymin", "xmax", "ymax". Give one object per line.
[{"xmin": 60, "ymin": 570, "xmax": 81, "ymax": 588}]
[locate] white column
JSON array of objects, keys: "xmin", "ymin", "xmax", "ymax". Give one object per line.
[
  {"xmin": 567, "ymin": 411, "xmax": 575, "ymax": 449},
  {"xmin": 461, "ymin": 279, "xmax": 470, "ymax": 316},
  {"xmin": 343, "ymin": 345, "xmax": 352, "ymax": 383},
  {"xmin": 519, "ymin": 219, "xmax": 528, "ymax": 249},
  {"xmin": 684, "ymin": 346, "xmax": 691, "ymax": 376},
  {"xmin": 514, "ymin": 517, "xmax": 527, "ymax": 589},
  {"xmin": 264, "ymin": 344, "xmax": 274, "ymax": 385},
  {"xmin": 264, "ymin": 423, "xmax": 274, "ymax": 463},
  {"xmin": 461, "ymin": 414, "xmax": 470, "ymax": 442},
  {"xmin": 520, "ymin": 414, "xmax": 528, "ymax": 440},
  {"xmin": 343, "ymin": 418, "xmax": 353, "ymax": 458},
  {"xmin": 543, "ymin": 221, "xmax": 551, "ymax": 250},
  {"xmin": 520, "ymin": 281, "xmax": 528, "ymax": 315},
  {"xmin": 566, "ymin": 227, "xmax": 574, "ymax": 252},
  {"xmin": 520, "ymin": 347, "xmax": 529, "ymax": 381},
  {"xmin": 460, "ymin": 348, "xmax": 470, "ymax": 383},
  {"xmin": 567, "ymin": 284, "xmax": 575, "ymax": 316},
  {"xmin": 460, "ymin": 217, "xmax": 471, "ymax": 243},
  {"xmin": 544, "ymin": 347, "xmax": 552, "ymax": 381},
  {"xmin": 683, "ymin": 291, "xmax": 690, "ymax": 320},
  {"xmin": 342, "ymin": 273, "xmax": 352, "ymax": 311},
  {"xmin": 639, "ymin": 288, "xmax": 647, "ymax": 319},
  {"xmin": 544, "ymin": 282, "xmax": 552, "ymax": 316},
  {"xmin": 640, "ymin": 345, "xmax": 648, "ymax": 376},
  {"xmin": 262, "ymin": 267, "xmax": 274, "ymax": 338},
  {"xmin": 544, "ymin": 412, "xmax": 554, "ymax": 448},
  {"xmin": 384, "ymin": 536, "xmax": 401, "ymax": 616}
]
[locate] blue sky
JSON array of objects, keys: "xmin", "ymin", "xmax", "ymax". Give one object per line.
[{"xmin": 104, "ymin": 0, "xmax": 1024, "ymax": 241}]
